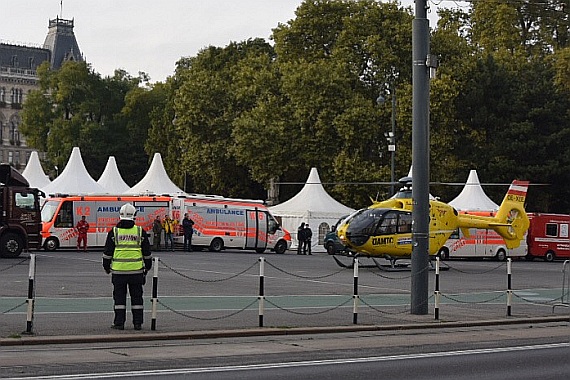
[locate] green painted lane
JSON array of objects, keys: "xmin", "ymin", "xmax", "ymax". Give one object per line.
[{"xmin": 0, "ymin": 288, "xmax": 565, "ymax": 314}]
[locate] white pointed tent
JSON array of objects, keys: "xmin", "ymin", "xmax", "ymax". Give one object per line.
[
  {"xmin": 449, "ymin": 169, "xmax": 499, "ymax": 212},
  {"xmin": 269, "ymin": 168, "xmax": 355, "ymax": 252},
  {"xmin": 42, "ymin": 147, "xmax": 107, "ymax": 195},
  {"xmin": 125, "ymin": 153, "xmax": 185, "ymax": 195},
  {"xmin": 97, "ymin": 156, "xmax": 130, "ymax": 194},
  {"xmin": 22, "ymin": 151, "xmax": 51, "ymax": 190}
]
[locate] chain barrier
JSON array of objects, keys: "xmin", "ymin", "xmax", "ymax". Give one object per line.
[
  {"xmin": 1, "ymin": 300, "xmax": 27, "ymax": 314},
  {"xmin": 512, "ymin": 290, "xmax": 570, "ymax": 306},
  {"xmin": 442, "ymin": 260, "xmax": 506, "ymax": 274},
  {"xmin": 265, "ymin": 259, "xmax": 346, "ymax": 279},
  {"xmin": 441, "ymin": 292, "xmax": 505, "ymax": 304},
  {"xmin": 359, "ymin": 296, "xmax": 416, "ymax": 316},
  {"xmin": 159, "ymin": 258, "xmax": 258, "ymax": 282},
  {"xmin": 157, "ymin": 298, "xmax": 258, "ymax": 321},
  {"xmin": 369, "ymin": 263, "xmax": 431, "ymax": 280},
  {"xmin": 0, "ymin": 258, "xmax": 28, "ymax": 273},
  {"xmin": 264, "ymin": 296, "xmax": 353, "ymax": 316}
]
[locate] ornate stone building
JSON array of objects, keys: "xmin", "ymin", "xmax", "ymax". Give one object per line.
[{"xmin": 0, "ymin": 17, "xmax": 82, "ymax": 171}]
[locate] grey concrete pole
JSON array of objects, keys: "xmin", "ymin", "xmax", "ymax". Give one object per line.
[{"xmin": 411, "ymin": 0, "xmax": 430, "ymax": 315}]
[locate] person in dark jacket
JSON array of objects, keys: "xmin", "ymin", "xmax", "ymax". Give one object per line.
[
  {"xmin": 102, "ymin": 203, "xmax": 152, "ymax": 331},
  {"xmin": 303, "ymin": 224, "xmax": 313, "ymax": 255},
  {"xmin": 297, "ymin": 222, "xmax": 305, "ymax": 255},
  {"xmin": 182, "ymin": 213, "xmax": 195, "ymax": 252}
]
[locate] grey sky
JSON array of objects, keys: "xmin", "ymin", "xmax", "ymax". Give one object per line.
[{"xmin": 1, "ymin": 1, "xmax": 461, "ymax": 83}]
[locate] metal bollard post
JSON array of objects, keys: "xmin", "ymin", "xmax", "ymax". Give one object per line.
[
  {"xmin": 258, "ymin": 257, "xmax": 265, "ymax": 327},
  {"xmin": 506, "ymin": 258, "xmax": 512, "ymax": 316},
  {"xmin": 151, "ymin": 257, "xmax": 159, "ymax": 331},
  {"xmin": 24, "ymin": 253, "xmax": 36, "ymax": 334},
  {"xmin": 353, "ymin": 258, "xmax": 359, "ymax": 324},
  {"xmin": 434, "ymin": 257, "xmax": 440, "ymax": 320}
]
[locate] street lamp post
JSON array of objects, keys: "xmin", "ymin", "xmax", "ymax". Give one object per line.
[{"xmin": 379, "ymin": 81, "xmax": 397, "ymax": 196}]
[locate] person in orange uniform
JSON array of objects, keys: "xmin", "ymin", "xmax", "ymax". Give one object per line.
[{"xmin": 75, "ymin": 215, "xmax": 89, "ymax": 251}]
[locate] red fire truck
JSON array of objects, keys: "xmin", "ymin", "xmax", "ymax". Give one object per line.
[{"xmin": 526, "ymin": 213, "xmax": 570, "ymax": 262}]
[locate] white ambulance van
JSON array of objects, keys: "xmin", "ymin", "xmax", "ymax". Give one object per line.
[
  {"xmin": 172, "ymin": 195, "xmax": 291, "ymax": 254},
  {"xmin": 41, "ymin": 195, "xmax": 171, "ymax": 251},
  {"xmin": 438, "ymin": 228, "xmax": 527, "ymax": 261}
]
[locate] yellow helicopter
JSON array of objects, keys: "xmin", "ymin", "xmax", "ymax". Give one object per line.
[{"xmin": 336, "ymin": 177, "xmax": 530, "ymax": 264}]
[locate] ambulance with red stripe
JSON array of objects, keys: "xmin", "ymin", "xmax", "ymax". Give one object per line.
[
  {"xmin": 437, "ymin": 210, "xmax": 528, "ymax": 261},
  {"xmin": 171, "ymin": 195, "xmax": 291, "ymax": 254},
  {"xmin": 40, "ymin": 194, "xmax": 291, "ymax": 254},
  {"xmin": 40, "ymin": 195, "xmax": 170, "ymax": 251}
]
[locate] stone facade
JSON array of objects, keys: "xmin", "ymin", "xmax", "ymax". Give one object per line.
[{"xmin": 0, "ymin": 17, "xmax": 82, "ymax": 171}]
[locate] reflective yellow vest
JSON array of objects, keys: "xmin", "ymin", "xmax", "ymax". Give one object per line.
[{"xmin": 111, "ymin": 226, "xmax": 144, "ymax": 273}]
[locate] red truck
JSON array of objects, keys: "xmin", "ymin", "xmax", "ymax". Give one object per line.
[{"xmin": 526, "ymin": 213, "xmax": 570, "ymax": 262}]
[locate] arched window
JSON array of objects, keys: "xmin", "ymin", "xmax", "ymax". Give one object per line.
[{"xmin": 318, "ymin": 222, "xmax": 330, "ymax": 245}]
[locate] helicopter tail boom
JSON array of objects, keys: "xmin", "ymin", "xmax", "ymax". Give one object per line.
[
  {"xmin": 493, "ymin": 180, "xmax": 530, "ymax": 248},
  {"xmin": 457, "ymin": 180, "xmax": 530, "ymax": 249}
]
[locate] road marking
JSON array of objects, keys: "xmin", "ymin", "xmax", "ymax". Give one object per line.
[{"xmin": 6, "ymin": 343, "xmax": 569, "ymax": 379}]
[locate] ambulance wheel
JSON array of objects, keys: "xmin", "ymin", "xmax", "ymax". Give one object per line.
[
  {"xmin": 438, "ymin": 247, "xmax": 449, "ymax": 260},
  {"xmin": 0, "ymin": 232, "xmax": 24, "ymax": 258},
  {"xmin": 209, "ymin": 238, "xmax": 224, "ymax": 252},
  {"xmin": 495, "ymin": 249, "xmax": 506, "ymax": 261},
  {"xmin": 544, "ymin": 251, "xmax": 555, "ymax": 262},
  {"xmin": 44, "ymin": 237, "xmax": 59, "ymax": 252},
  {"xmin": 274, "ymin": 240, "xmax": 287, "ymax": 254}
]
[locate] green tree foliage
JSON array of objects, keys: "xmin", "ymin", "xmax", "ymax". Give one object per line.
[
  {"xmin": 20, "ymin": 0, "xmax": 570, "ymax": 213},
  {"xmin": 21, "ymin": 61, "xmax": 150, "ymax": 183}
]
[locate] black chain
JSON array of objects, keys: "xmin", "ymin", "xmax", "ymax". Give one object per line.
[
  {"xmin": 265, "ymin": 260, "xmax": 346, "ymax": 279},
  {"xmin": 159, "ymin": 259, "xmax": 258, "ymax": 282},
  {"xmin": 157, "ymin": 298, "xmax": 257, "ymax": 321}
]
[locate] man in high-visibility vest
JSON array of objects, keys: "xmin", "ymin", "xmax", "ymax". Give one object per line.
[{"xmin": 102, "ymin": 203, "xmax": 152, "ymax": 331}]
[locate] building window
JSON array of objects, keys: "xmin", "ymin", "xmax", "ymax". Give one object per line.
[
  {"xmin": 29, "ymin": 57, "xmax": 35, "ymax": 69},
  {"xmin": 0, "ymin": 87, "xmax": 5, "ymax": 102},
  {"xmin": 8, "ymin": 151, "xmax": 13, "ymax": 164},
  {"xmin": 11, "ymin": 55, "xmax": 19, "ymax": 67}
]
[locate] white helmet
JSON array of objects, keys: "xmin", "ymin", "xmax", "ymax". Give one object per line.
[{"xmin": 119, "ymin": 203, "xmax": 137, "ymax": 220}]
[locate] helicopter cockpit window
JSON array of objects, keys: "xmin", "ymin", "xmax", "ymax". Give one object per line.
[
  {"xmin": 347, "ymin": 208, "xmax": 386, "ymax": 236},
  {"xmin": 397, "ymin": 212, "xmax": 412, "ymax": 233},
  {"xmin": 377, "ymin": 211, "xmax": 398, "ymax": 235}
]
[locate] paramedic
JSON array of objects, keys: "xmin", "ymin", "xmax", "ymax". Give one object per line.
[
  {"xmin": 102, "ymin": 203, "xmax": 152, "ymax": 331},
  {"xmin": 182, "ymin": 213, "xmax": 195, "ymax": 252},
  {"xmin": 162, "ymin": 215, "xmax": 178, "ymax": 251},
  {"xmin": 75, "ymin": 215, "xmax": 89, "ymax": 251}
]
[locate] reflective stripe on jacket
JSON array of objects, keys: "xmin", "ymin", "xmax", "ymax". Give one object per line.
[{"xmin": 111, "ymin": 226, "xmax": 144, "ymax": 273}]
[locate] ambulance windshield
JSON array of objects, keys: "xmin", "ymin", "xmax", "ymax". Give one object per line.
[{"xmin": 41, "ymin": 200, "xmax": 60, "ymax": 223}]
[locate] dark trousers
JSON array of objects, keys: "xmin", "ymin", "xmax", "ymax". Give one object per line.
[
  {"xmin": 165, "ymin": 233, "xmax": 174, "ymax": 250},
  {"xmin": 111, "ymin": 273, "xmax": 144, "ymax": 326},
  {"xmin": 303, "ymin": 239, "xmax": 312, "ymax": 255},
  {"xmin": 153, "ymin": 232, "xmax": 162, "ymax": 251},
  {"xmin": 183, "ymin": 233, "xmax": 193, "ymax": 251}
]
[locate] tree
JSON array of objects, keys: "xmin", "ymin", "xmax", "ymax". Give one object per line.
[{"xmin": 21, "ymin": 61, "xmax": 148, "ymax": 181}]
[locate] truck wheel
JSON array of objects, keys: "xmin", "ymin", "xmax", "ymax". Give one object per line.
[
  {"xmin": 209, "ymin": 238, "xmax": 224, "ymax": 252},
  {"xmin": 438, "ymin": 247, "xmax": 449, "ymax": 260},
  {"xmin": 545, "ymin": 251, "xmax": 555, "ymax": 262},
  {"xmin": 44, "ymin": 237, "xmax": 59, "ymax": 252},
  {"xmin": 274, "ymin": 240, "xmax": 287, "ymax": 254},
  {"xmin": 0, "ymin": 233, "xmax": 24, "ymax": 258},
  {"xmin": 495, "ymin": 249, "xmax": 506, "ymax": 261}
]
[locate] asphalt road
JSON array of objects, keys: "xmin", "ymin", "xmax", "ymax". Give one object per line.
[
  {"xmin": 1, "ymin": 324, "xmax": 569, "ymax": 378},
  {"xmin": 1, "ymin": 249, "xmax": 569, "ymax": 378},
  {"xmin": 1, "ymin": 249, "xmax": 569, "ymax": 337}
]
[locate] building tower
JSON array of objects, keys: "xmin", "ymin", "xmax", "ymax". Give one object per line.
[{"xmin": 0, "ymin": 16, "xmax": 83, "ymax": 172}]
